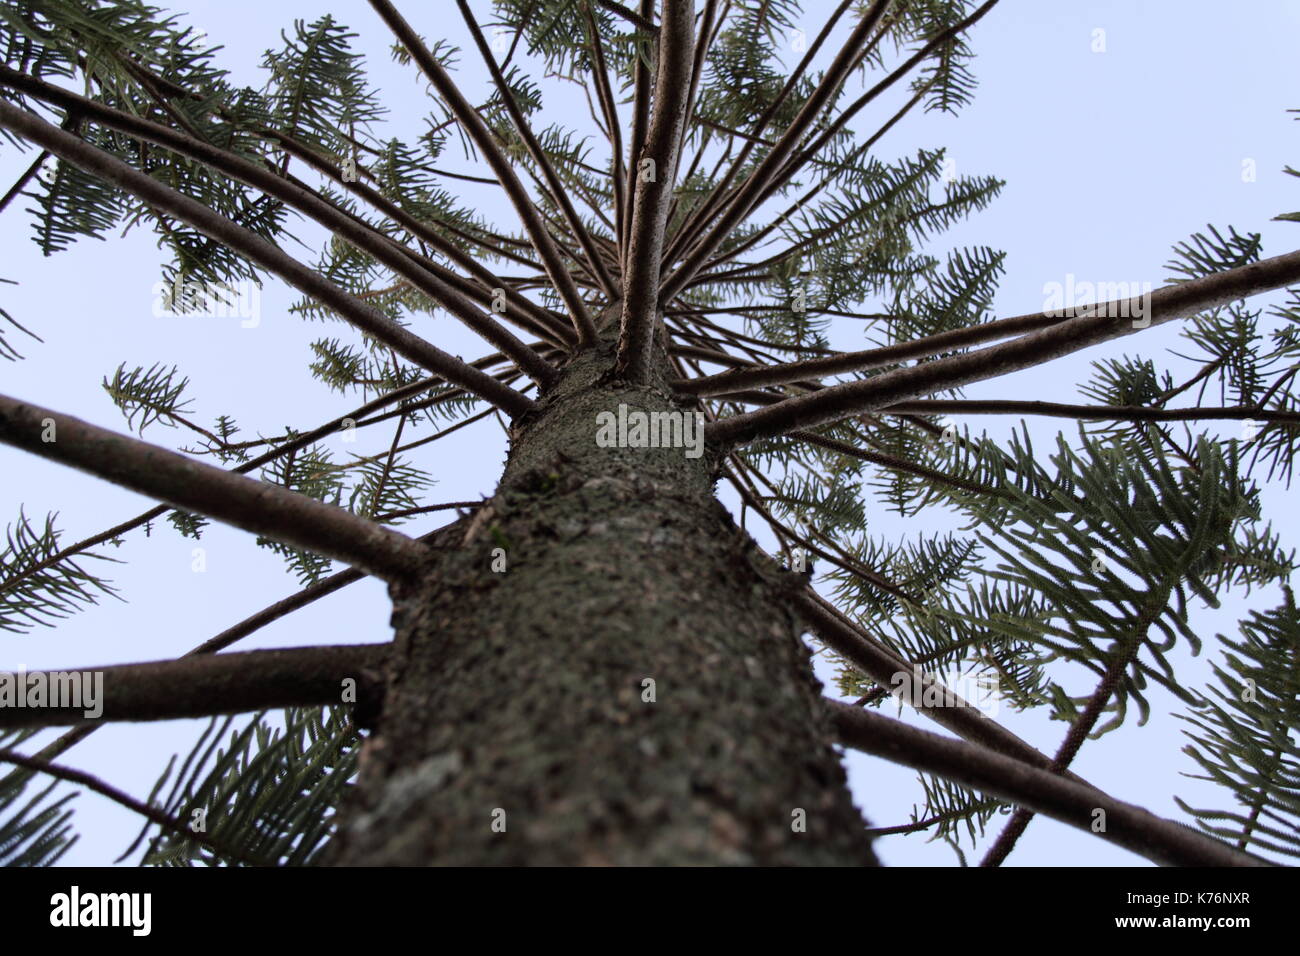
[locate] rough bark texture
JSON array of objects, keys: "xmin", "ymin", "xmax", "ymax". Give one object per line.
[{"xmin": 326, "ymin": 314, "xmax": 877, "ymax": 866}]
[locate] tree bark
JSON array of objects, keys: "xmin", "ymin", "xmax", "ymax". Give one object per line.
[{"xmin": 326, "ymin": 314, "xmax": 877, "ymax": 866}]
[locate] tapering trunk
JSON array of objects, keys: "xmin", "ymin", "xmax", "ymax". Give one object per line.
[{"xmin": 326, "ymin": 314, "xmax": 876, "ymax": 866}]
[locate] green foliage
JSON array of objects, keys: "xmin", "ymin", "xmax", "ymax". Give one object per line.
[
  {"xmin": 889, "ymin": 245, "xmax": 1005, "ymax": 346},
  {"xmin": 0, "ymin": 509, "xmax": 121, "ymax": 634},
  {"xmin": 890, "ymin": 0, "xmax": 983, "ymax": 115},
  {"xmin": 1, "ymin": 1, "xmax": 291, "ymax": 285},
  {"xmin": 1165, "ymin": 224, "xmax": 1262, "ymax": 284},
  {"xmin": 765, "ymin": 467, "xmax": 867, "ymax": 539},
  {"xmin": 697, "ymin": 0, "xmax": 806, "ymax": 135},
  {"xmin": 491, "ymin": 0, "xmax": 626, "ymax": 75},
  {"xmin": 124, "ymin": 706, "xmax": 360, "ymax": 866},
  {"xmin": 346, "ymin": 452, "xmax": 434, "ymax": 521},
  {"xmin": 0, "ymin": 730, "xmax": 78, "ymax": 866},
  {"xmin": 954, "ymin": 431, "xmax": 1291, "ymax": 727},
  {"xmin": 818, "ymin": 418, "xmax": 1295, "ymax": 850},
  {"xmin": 166, "ymin": 508, "xmax": 208, "ymax": 539},
  {"xmin": 1176, "ymin": 591, "xmax": 1300, "ymax": 862},
  {"xmin": 255, "ymin": 444, "xmax": 344, "ymax": 584},
  {"xmin": 0, "ymin": 276, "xmax": 40, "ymax": 361},
  {"xmin": 102, "ymin": 362, "xmax": 193, "ymax": 434},
  {"xmin": 911, "ymin": 774, "xmax": 1006, "ymax": 850},
  {"xmin": 1245, "ymin": 288, "xmax": 1300, "ymax": 484},
  {"xmin": 30, "ymin": 147, "xmax": 124, "ymax": 254},
  {"xmin": 262, "ymin": 17, "xmax": 384, "ymax": 157},
  {"xmin": 367, "ymin": 142, "xmax": 496, "ymax": 254}
]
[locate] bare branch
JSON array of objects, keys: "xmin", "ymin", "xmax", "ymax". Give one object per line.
[
  {"xmin": 826, "ymin": 699, "xmax": 1268, "ymax": 867},
  {"xmin": 681, "ymin": 0, "xmax": 720, "ymax": 138},
  {"xmin": 660, "ymin": 0, "xmax": 896, "ymax": 301},
  {"xmin": 0, "ymin": 645, "xmax": 387, "ymax": 728},
  {"xmin": 368, "ymin": 0, "xmax": 599, "ymax": 345},
  {"xmin": 0, "ymin": 68, "xmax": 560, "ymax": 385},
  {"xmin": 0, "ymin": 100, "xmax": 536, "ymax": 416},
  {"xmin": 707, "ymin": 247, "xmax": 1300, "ymax": 446},
  {"xmin": 458, "ymin": 0, "xmax": 620, "ymax": 300},
  {"xmin": 593, "ymin": 0, "xmax": 659, "ymax": 34},
  {"xmin": 0, "ymin": 395, "xmax": 428, "ymax": 583},
  {"xmin": 615, "ymin": 0, "xmax": 696, "ymax": 383},
  {"xmin": 886, "ymin": 399, "xmax": 1300, "ymax": 425},
  {"xmin": 663, "ymin": 0, "xmax": 857, "ymax": 265},
  {"xmin": 670, "ymin": 342, "xmax": 751, "ymax": 366},
  {"xmin": 584, "ymin": 2, "xmax": 628, "ymax": 264},
  {"xmin": 623, "ymin": 0, "xmax": 656, "ymax": 268}
]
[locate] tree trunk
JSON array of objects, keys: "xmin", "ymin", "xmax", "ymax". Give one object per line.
[{"xmin": 326, "ymin": 314, "xmax": 877, "ymax": 865}]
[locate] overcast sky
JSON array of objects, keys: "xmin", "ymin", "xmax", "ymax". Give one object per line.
[{"xmin": 3, "ymin": 0, "xmax": 1299, "ymax": 867}]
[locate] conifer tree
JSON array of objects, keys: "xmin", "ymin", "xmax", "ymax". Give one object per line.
[{"xmin": 1, "ymin": 0, "xmax": 1298, "ymax": 867}]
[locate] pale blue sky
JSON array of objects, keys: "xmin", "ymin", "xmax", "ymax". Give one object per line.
[{"xmin": 2, "ymin": 0, "xmax": 1298, "ymax": 866}]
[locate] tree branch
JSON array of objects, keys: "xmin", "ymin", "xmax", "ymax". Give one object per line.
[
  {"xmin": 264, "ymin": 142, "xmax": 574, "ymax": 347},
  {"xmin": 0, "ymin": 147, "xmax": 46, "ymax": 215},
  {"xmin": 660, "ymin": 0, "xmax": 896, "ymax": 301},
  {"xmin": 615, "ymin": 0, "xmax": 696, "ymax": 383},
  {"xmin": 886, "ymin": 399, "xmax": 1300, "ymax": 425},
  {"xmin": 714, "ymin": 80, "xmax": 934, "ymax": 270},
  {"xmin": 0, "ymin": 395, "xmax": 428, "ymax": 583},
  {"xmin": 593, "ymin": 0, "xmax": 659, "ymax": 34},
  {"xmin": 707, "ymin": 247, "xmax": 1300, "ymax": 446},
  {"xmin": 25, "ymin": 517, "xmax": 471, "ymax": 769},
  {"xmin": 791, "ymin": 429, "xmax": 1000, "ymax": 496},
  {"xmin": 676, "ymin": 307, "xmax": 1073, "ymax": 395},
  {"xmin": 113, "ymin": 60, "xmax": 553, "ymax": 283},
  {"xmin": 826, "ymin": 699, "xmax": 1267, "ymax": 867},
  {"xmin": 0, "ymin": 361, "xmax": 497, "ymax": 601},
  {"xmin": 981, "ymin": 590, "xmax": 1170, "ymax": 866},
  {"xmin": 623, "ymin": 0, "xmax": 656, "ymax": 269},
  {"xmin": 663, "ymin": 0, "xmax": 856, "ymax": 266},
  {"xmin": 0, "ymin": 67, "xmax": 560, "ymax": 386},
  {"xmin": 0, "ymin": 747, "xmax": 265, "ymax": 865},
  {"xmin": 368, "ymin": 0, "xmax": 599, "ymax": 345},
  {"xmin": 761, "ymin": 1, "xmax": 999, "ymax": 212},
  {"xmin": 0, "ymin": 644, "xmax": 387, "ymax": 729},
  {"xmin": 798, "ymin": 591, "xmax": 1094, "ymax": 781},
  {"xmin": 458, "ymin": 0, "xmax": 619, "ymax": 300},
  {"xmin": 0, "ymin": 100, "xmax": 536, "ymax": 417},
  {"xmin": 584, "ymin": 2, "xmax": 628, "ymax": 264}
]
